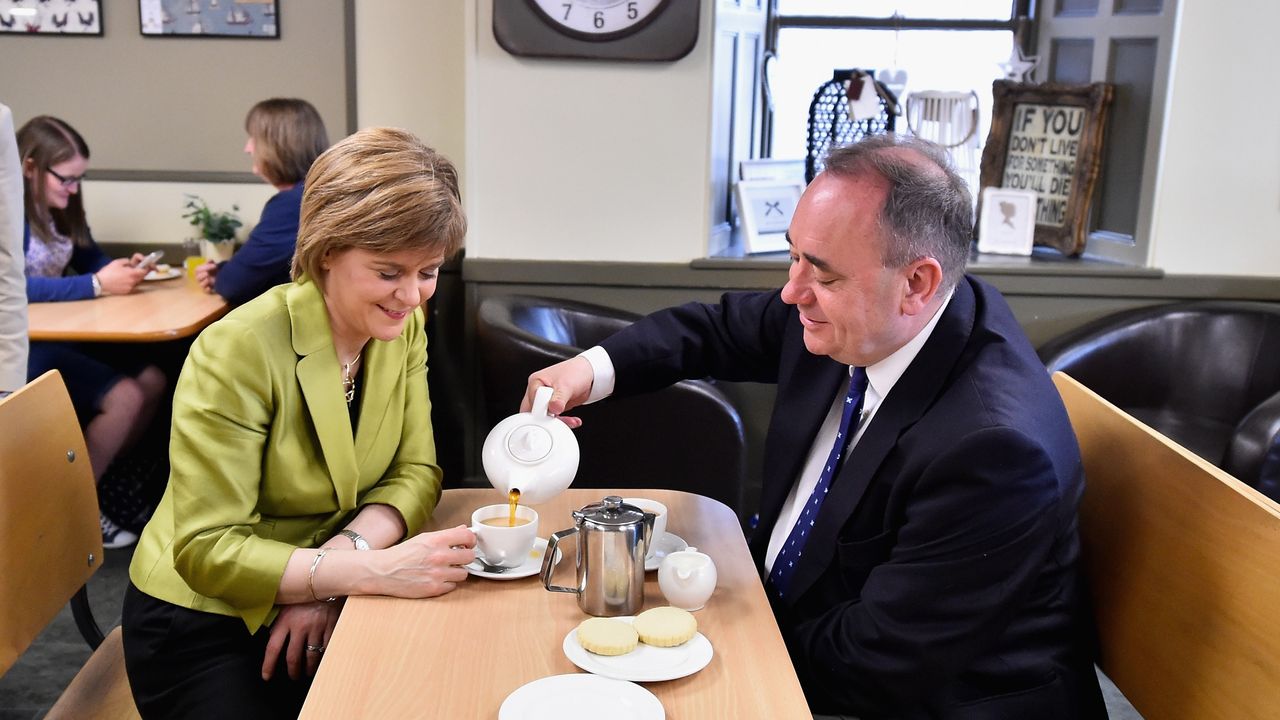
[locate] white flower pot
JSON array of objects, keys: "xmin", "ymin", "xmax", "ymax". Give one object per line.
[{"xmin": 201, "ymin": 240, "xmax": 236, "ymax": 262}]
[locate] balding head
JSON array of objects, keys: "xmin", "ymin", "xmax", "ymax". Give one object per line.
[{"xmin": 821, "ymin": 135, "xmax": 974, "ymax": 291}]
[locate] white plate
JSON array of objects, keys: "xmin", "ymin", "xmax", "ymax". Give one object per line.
[
  {"xmin": 645, "ymin": 532, "xmax": 689, "ymax": 572},
  {"xmin": 143, "ymin": 267, "xmax": 182, "ymax": 281},
  {"xmin": 499, "ymin": 674, "xmax": 663, "ymax": 720},
  {"xmin": 466, "ymin": 537, "xmax": 549, "ymax": 580},
  {"xmin": 563, "ymin": 616, "xmax": 713, "ymax": 682}
]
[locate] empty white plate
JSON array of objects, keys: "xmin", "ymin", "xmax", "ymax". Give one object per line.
[{"xmin": 499, "ymin": 673, "xmax": 664, "ymax": 720}]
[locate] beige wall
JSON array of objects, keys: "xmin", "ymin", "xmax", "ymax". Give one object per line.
[
  {"xmin": 1150, "ymin": 0, "xmax": 1280, "ymax": 276},
  {"xmin": 18, "ymin": 0, "xmax": 1280, "ymax": 278}
]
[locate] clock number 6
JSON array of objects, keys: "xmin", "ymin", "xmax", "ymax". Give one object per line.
[{"xmin": 594, "ymin": 11, "xmax": 604, "ymax": 29}]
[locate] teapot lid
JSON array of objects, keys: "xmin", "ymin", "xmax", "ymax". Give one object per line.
[{"xmin": 574, "ymin": 495, "xmax": 646, "ymax": 527}]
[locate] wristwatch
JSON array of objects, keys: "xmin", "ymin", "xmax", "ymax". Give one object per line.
[
  {"xmin": 339, "ymin": 529, "xmax": 370, "ymax": 551},
  {"xmin": 90, "ymin": 273, "xmax": 103, "ymax": 297}
]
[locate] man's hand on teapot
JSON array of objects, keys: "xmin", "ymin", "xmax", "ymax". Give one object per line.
[
  {"xmin": 375, "ymin": 525, "xmax": 475, "ymax": 598},
  {"xmin": 523, "ymin": 357, "xmax": 594, "ymax": 428}
]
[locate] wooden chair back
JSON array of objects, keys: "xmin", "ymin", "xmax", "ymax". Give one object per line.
[
  {"xmin": 1055, "ymin": 372, "xmax": 1280, "ymax": 720},
  {"xmin": 0, "ymin": 370, "xmax": 103, "ymax": 675}
]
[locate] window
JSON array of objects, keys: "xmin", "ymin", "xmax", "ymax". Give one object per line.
[{"xmin": 765, "ymin": 1, "xmax": 1032, "ymax": 195}]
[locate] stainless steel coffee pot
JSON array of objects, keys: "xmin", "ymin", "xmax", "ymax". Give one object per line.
[{"xmin": 540, "ymin": 496, "xmax": 655, "ymax": 617}]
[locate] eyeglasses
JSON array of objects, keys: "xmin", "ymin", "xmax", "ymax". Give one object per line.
[{"xmin": 46, "ymin": 167, "xmax": 86, "ymax": 188}]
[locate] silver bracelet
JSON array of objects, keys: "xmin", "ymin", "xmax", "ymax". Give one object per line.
[{"xmin": 308, "ymin": 549, "xmax": 338, "ymax": 604}]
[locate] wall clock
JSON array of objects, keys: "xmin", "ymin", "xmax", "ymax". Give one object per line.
[{"xmin": 493, "ymin": 0, "xmax": 699, "ymax": 62}]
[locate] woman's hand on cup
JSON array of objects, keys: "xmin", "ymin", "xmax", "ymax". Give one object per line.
[
  {"xmin": 195, "ymin": 260, "xmax": 219, "ymax": 292},
  {"xmin": 96, "ymin": 258, "xmax": 147, "ymax": 295},
  {"xmin": 377, "ymin": 525, "xmax": 475, "ymax": 598}
]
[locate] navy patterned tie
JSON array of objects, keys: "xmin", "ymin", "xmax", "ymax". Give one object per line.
[{"xmin": 767, "ymin": 367, "xmax": 869, "ymax": 599}]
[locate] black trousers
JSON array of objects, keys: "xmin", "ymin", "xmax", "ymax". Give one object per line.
[{"xmin": 122, "ymin": 583, "xmax": 312, "ymax": 720}]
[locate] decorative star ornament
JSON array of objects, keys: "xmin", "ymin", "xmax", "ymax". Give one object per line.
[{"xmin": 999, "ymin": 43, "xmax": 1039, "ymax": 83}]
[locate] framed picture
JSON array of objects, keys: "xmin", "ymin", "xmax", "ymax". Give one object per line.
[
  {"xmin": 0, "ymin": 0, "xmax": 102, "ymax": 35},
  {"xmin": 978, "ymin": 80, "xmax": 1114, "ymax": 256},
  {"xmin": 977, "ymin": 187, "xmax": 1036, "ymax": 256},
  {"xmin": 735, "ymin": 180, "xmax": 803, "ymax": 255},
  {"xmin": 139, "ymin": 0, "xmax": 279, "ymax": 39}
]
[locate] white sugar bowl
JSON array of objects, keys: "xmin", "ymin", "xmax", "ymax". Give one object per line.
[{"xmin": 658, "ymin": 546, "xmax": 717, "ymax": 611}]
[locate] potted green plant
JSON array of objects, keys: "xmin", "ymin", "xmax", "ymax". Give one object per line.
[{"xmin": 183, "ymin": 194, "xmax": 242, "ymax": 262}]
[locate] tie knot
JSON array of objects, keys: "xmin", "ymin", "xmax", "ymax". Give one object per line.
[{"xmin": 847, "ymin": 366, "xmax": 869, "ymax": 401}]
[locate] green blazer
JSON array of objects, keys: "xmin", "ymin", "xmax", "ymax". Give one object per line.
[{"xmin": 130, "ymin": 278, "xmax": 442, "ymax": 632}]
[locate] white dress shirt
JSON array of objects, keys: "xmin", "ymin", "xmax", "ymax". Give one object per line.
[{"xmin": 576, "ymin": 291, "xmax": 954, "ymax": 576}]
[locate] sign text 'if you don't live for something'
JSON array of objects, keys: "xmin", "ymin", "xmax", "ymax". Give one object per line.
[{"xmin": 1001, "ymin": 103, "xmax": 1084, "ymax": 228}]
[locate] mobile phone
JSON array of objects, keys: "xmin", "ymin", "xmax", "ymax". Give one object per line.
[{"xmin": 136, "ymin": 250, "xmax": 165, "ymax": 271}]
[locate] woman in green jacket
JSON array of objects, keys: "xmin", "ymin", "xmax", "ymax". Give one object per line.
[{"xmin": 123, "ymin": 127, "xmax": 472, "ymax": 719}]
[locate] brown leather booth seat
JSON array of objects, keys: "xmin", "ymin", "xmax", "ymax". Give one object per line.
[
  {"xmin": 476, "ymin": 295, "xmax": 747, "ymax": 518},
  {"xmin": 1038, "ymin": 301, "xmax": 1280, "ymax": 497}
]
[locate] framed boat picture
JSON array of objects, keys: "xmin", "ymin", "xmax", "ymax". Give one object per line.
[
  {"xmin": 139, "ymin": 0, "xmax": 279, "ymax": 39},
  {"xmin": 0, "ymin": 0, "xmax": 103, "ymax": 35}
]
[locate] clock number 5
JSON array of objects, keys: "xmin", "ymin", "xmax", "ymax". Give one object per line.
[{"xmin": 628, "ymin": 2, "xmax": 638, "ymax": 20}]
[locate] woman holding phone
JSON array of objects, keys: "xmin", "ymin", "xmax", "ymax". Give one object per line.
[
  {"xmin": 18, "ymin": 114, "xmax": 166, "ymax": 548},
  {"xmin": 195, "ymin": 98, "xmax": 329, "ymax": 305}
]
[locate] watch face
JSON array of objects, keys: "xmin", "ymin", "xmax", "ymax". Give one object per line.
[{"xmin": 527, "ymin": 0, "xmax": 670, "ymax": 42}]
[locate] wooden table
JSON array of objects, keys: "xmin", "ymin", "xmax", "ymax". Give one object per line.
[
  {"xmin": 27, "ymin": 275, "xmax": 228, "ymax": 342},
  {"xmin": 301, "ymin": 488, "xmax": 811, "ymax": 719}
]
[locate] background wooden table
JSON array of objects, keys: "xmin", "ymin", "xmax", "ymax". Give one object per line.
[
  {"xmin": 27, "ymin": 275, "xmax": 228, "ymax": 342},
  {"xmin": 301, "ymin": 488, "xmax": 811, "ymax": 719}
]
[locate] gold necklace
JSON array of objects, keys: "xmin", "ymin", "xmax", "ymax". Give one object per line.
[{"xmin": 342, "ymin": 352, "xmax": 362, "ymax": 404}]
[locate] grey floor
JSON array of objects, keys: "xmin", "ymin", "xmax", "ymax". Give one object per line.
[
  {"xmin": 0, "ymin": 544, "xmax": 1142, "ymax": 719},
  {"xmin": 0, "ymin": 545, "xmax": 134, "ymax": 720}
]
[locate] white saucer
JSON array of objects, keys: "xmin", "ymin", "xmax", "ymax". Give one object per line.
[
  {"xmin": 143, "ymin": 267, "xmax": 182, "ymax": 281},
  {"xmin": 499, "ymin": 673, "xmax": 664, "ymax": 720},
  {"xmin": 645, "ymin": 532, "xmax": 689, "ymax": 572},
  {"xmin": 563, "ymin": 616, "xmax": 713, "ymax": 682},
  {"xmin": 466, "ymin": 537, "xmax": 548, "ymax": 580}
]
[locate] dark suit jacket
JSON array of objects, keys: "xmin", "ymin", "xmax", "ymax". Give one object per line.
[{"xmin": 601, "ymin": 277, "xmax": 1106, "ymax": 719}]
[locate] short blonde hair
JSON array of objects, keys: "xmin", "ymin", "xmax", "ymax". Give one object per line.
[
  {"xmin": 245, "ymin": 98, "xmax": 329, "ymax": 186},
  {"xmin": 291, "ymin": 127, "xmax": 466, "ymax": 286}
]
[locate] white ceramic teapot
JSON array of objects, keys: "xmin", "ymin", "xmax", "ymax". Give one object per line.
[
  {"xmin": 658, "ymin": 546, "xmax": 717, "ymax": 611},
  {"xmin": 481, "ymin": 386, "xmax": 580, "ymax": 505}
]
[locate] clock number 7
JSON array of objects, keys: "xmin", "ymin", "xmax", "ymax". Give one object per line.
[{"xmin": 561, "ymin": 3, "xmax": 571, "ymax": 21}]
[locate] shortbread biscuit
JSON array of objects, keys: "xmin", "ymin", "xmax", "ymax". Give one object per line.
[
  {"xmin": 633, "ymin": 606, "xmax": 697, "ymax": 647},
  {"xmin": 576, "ymin": 617, "xmax": 639, "ymax": 656}
]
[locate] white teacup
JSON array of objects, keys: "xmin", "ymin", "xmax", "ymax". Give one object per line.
[
  {"xmin": 470, "ymin": 504, "xmax": 539, "ymax": 568},
  {"xmin": 622, "ymin": 497, "xmax": 667, "ymax": 560}
]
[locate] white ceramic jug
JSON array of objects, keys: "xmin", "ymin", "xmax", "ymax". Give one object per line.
[
  {"xmin": 658, "ymin": 546, "xmax": 717, "ymax": 611},
  {"xmin": 481, "ymin": 386, "xmax": 580, "ymax": 505}
]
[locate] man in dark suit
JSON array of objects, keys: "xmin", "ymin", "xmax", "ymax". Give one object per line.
[{"xmin": 523, "ymin": 135, "xmax": 1107, "ymax": 718}]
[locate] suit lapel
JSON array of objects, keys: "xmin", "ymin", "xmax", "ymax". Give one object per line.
[
  {"xmin": 785, "ymin": 280, "xmax": 979, "ymax": 602},
  {"xmin": 755, "ymin": 350, "xmax": 846, "ymax": 550},
  {"xmin": 352, "ymin": 312, "xmax": 413, "ymax": 467},
  {"xmin": 289, "ymin": 279, "xmax": 359, "ymax": 511}
]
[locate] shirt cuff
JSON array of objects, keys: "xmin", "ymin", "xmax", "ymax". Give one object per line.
[{"xmin": 579, "ymin": 345, "xmax": 615, "ymax": 405}]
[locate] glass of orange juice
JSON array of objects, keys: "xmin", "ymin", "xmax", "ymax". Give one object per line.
[{"xmin": 182, "ymin": 238, "xmax": 204, "ymax": 278}]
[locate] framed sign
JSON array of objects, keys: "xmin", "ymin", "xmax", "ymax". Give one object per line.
[
  {"xmin": 139, "ymin": 0, "xmax": 279, "ymax": 38},
  {"xmin": 735, "ymin": 180, "xmax": 803, "ymax": 255},
  {"xmin": 0, "ymin": 0, "xmax": 102, "ymax": 35},
  {"xmin": 978, "ymin": 81, "xmax": 1113, "ymax": 256}
]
